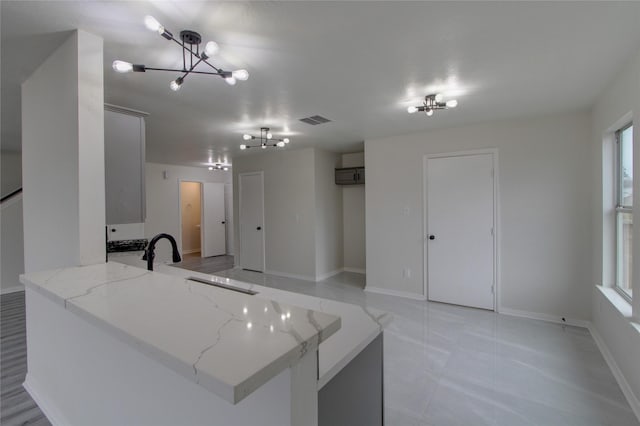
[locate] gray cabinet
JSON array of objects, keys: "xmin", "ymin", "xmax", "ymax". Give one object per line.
[
  {"xmin": 104, "ymin": 107, "xmax": 146, "ymax": 224},
  {"xmin": 335, "ymin": 167, "xmax": 364, "ymax": 185}
]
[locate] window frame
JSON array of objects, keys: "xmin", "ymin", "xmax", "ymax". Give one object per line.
[{"xmin": 615, "ymin": 122, "xmax": 633, "ymax": 302}]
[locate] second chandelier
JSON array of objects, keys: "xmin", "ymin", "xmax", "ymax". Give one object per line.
[{"xmin": 240, "ymin": 128, "xmax": 291, "ymax": 150}]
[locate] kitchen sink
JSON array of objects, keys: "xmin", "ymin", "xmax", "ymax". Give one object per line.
[{"xmin": 187, "ymin": 276, "xmax": 258, "ymax": 295}]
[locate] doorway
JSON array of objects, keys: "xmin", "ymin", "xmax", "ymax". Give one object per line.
[
  {"xmin": 425, "ymin": 151, "xmax": 497, "ymax": 310},
  {"xmin": 179, "ymin": 181, "xmax": 227, "ymax": 258},
  {"xmin": 180, "ymin": 181, "xmax": 202, "ymax": 255},
  {"xmin": 239, "ymin": 172, "xmax": 265, "ymax": 272}
]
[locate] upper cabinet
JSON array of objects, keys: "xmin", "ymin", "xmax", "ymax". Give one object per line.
[
  {"xmin": 335, "ymin": 167, "xmax": 365, "ymax": 185},
  {"xmin": 104, "ymin": 106, "xmax": 146, "ymax": 225}
]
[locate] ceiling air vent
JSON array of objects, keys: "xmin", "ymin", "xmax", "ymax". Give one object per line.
[{"xmin": 299, "ymin": 115, "xmax": 332, "ymax": 125}]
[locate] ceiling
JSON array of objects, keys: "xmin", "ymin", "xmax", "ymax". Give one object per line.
[{"xmin": 3, "ymin": 1, "xmax": 640, "ymax": 167}]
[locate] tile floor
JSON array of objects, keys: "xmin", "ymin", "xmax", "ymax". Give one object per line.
[
  {"xmin": 1, "ymin": 265, "xmax": 638, "ymax": 425},
  {"xmin": 213, "ymin": 268, "xmax": 639, "ymax": 426}
]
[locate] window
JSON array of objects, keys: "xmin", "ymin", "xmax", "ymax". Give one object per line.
[{"xmin": 616, "ymin": 123, "xmax": 633, "ymax": 299}]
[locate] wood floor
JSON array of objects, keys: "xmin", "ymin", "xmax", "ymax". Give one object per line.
[{"xmin": 0, "ymin": 291, "xmax": 50, "ymax": 426}]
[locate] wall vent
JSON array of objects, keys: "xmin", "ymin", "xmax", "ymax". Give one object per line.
[{"xmin": 299, "ymin": 115, "xmax": 332, "ymax": 125}]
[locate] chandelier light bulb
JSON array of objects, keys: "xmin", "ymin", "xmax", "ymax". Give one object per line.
[
  {"xmin": 240, "ymin": 144, "xmax": 247, "ymax": 150},
  {"xmin": 277, "ymin": 141, "xmax": 285, "ymax": 147},
  {"xmin": 223, "ymin": 167, "xmax": 229, "ymax": 171},
  {"xmin": 232, "ymin": 69, "xmax": 249, "ymax": 81},
  {"xmin": 144, "ymin": 15, "xmax": 163, "ymax": 34},
  {"xmin": 434, "ymin": 93, "xmax": 444, "ymax": 102},
  {"xmin": 283, "ymin": 138, "xmax": 290, "ymax": 144},
  {"xmin": 204, "ymin": 41, "xmax": 219, "ymax": 57},
  {"xmin": 261, "ymin": 144, "xmax": 267, "ymax": 149},
  {"xmin": 112, "ymin": 60, "xmax": 133, "ymax": 73},
  {"xmin": 208, "ymin": 166, "xmax": 213, "ymax": 171},
  {"xmin": 266, "ymin": 133, "xmax": 273, "ymax": 139},
  {"xmin": 243, "ymin": 134, "xmax": 252, "ymax": 140},
  {"xmin": 446, "ymin": 99, "xmax": 458, "ymax": 108},
  {"xmin": 407, "ymin": 106, "xmax": 418, "ymax": 114},
  {"xmin": 426, "ymin": 108, "xmax": 434, "ymax": 116},
  {"xmin": 169, "ymin": 77, "xmax": 183, "ymax": 91},
  {"xmin": 225, "ymin": 76, "xmax": 237, "ymax": 86}
]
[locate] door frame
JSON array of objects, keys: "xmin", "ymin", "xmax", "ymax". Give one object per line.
[
  {"xmin": 178, "ymin": 179, "xmax": 228, "ymax": 258},
  {"xmin": 238, "ymin": 171, "xmax": 266, "ymax": 272},
  {"xmin": 177, "ymin": 179, "xmax": 203, "ymax": 256},
  {"xmin": 422, "ymin": 148, "xmax": 500, "ymax": 312}
]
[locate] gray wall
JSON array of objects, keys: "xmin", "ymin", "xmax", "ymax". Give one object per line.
[
  {"xmin": 342, "ymin": 152, "xmax": 366, "ymax": 272},
  {"xmin": 591, "ymin": 45, "xmax": 640, "ymax": 412},
  {"xmin": 145, "ymin": 162, "xmax": 232, "ymax": 263},
  {"xmin": 233, "ymin": 148, "xmax": 344, "ymax": 281},
  {"xmin": 1, "ymin": 150, "xmax": 22, "ymax": 197},
  {"xmin": 314, "ymin": 149, "xmax": 343, "ymax": 279},
  {"xmin": 233, "ymin": 148, "xmax": 317, "ymax": 280},
  {"xmin": 22, "ymin": 30, "xmax": 105, "ymax": 273},
  {"xmin": 365, "ymin": 110, "xmax": 593, "ymax": 322}
]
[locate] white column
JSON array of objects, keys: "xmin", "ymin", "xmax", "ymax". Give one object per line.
[{"xmin": 22, "ymin": 30, "xmax": 105, "ymax": 273}]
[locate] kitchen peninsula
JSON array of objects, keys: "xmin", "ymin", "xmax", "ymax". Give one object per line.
[{"xmin": 20, "ymin": 261, "xmax": 390, "ymax": 426}]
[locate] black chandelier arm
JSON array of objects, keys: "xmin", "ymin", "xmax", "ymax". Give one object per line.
[
  {"xmin": 243, "ymin": 144, "xmax": 280, "ymax": 149},
  {"xmin": 141, "ymin": 67, "xmax": 227, "ymax": 77},
  {"xmin": 165, "ymin": 34, "xmax": 223, "ymax": 74}
]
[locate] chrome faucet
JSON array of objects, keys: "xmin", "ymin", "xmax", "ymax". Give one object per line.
[{"xmin": 142, "ymin": 233, "xmax": 181, "ymax": 271}]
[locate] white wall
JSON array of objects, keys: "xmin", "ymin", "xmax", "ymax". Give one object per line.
[
  {"xmin": 1, "ymin": 195, "xmax": 24, "ymax": 293},
  {"xmin": 341, "ymin": 153, "xmax": 366, "ymax": 272},
  {"xmin": 365, "ymin": 110, "xmax": 592, "ymax": 321},
  {"xmin": 590, "ymin": 46, "xmax": 640, "ymax": 416},
  {"xmin": 180, "ymin": 181, "xmax": 202, "ymax": 253},
  {"xmin": 1, "ymin": 151, "xmax": 24, "ymax": 293},
  {"xmin": 314, "ymin": 149, "xmax": 343, "ymax": 279},
  {"xmin": 233, "ymin": 148, "xmax": 317, "ymax": 280},
  {"xmin": 22, "ymin": 30, "xmax": 105, "ymax": 273},
  {"xmin": 1, "ymin": 150, "xmax": 22, "ymax": 196},
  {"xmin": 145, "ymin": 162, "xmax": 231, "ymax": 263}
]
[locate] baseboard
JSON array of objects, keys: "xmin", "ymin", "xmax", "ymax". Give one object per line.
[
  {"xmin": 343, "ymin": 267, "xmax": 366, "ymax": 274},
  {"xmin": 588, "ymin": 324, "xmax": 640, "ymax": 421},
  {"xmin": 1, "ymin": 284, "xmax": 24, "ymax": 295},
  {"xmin": 23, "ymin": 374, "xmax": 68, "ymax": 426},
  {"xmin": 364, "ymin": 286, "xmax": 426, "ymax": 301},
  {"xmin": 264, "ymin": 269, "xmax": 317, "ymax": 282},
  {"xmin": 315, "ymin": 269, "xmax": 343, "ymax": 281},
  {"xmin": 498, "ymin": 307, "xmax": 590, "ymax": 328}
]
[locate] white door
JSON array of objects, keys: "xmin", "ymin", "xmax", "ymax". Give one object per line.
[
  {"xmin": 201, "ymin": 182, "xmax": 226, "ymax": 257},
  {"xmin": 239, "ymin": 172, "xmax": 265, "ymax": 272},
  {"xmin": 426, "ymin": 153, "xmax": 495, "ymax": 310}
]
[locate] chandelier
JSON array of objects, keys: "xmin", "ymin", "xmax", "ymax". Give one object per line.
[
  {"xmin": 208, "ymin": 163, "xmax": 230, "ymax": 171},
  {"xmin": 112, "ymin": 16, "xmax": 249, "ymax": 91},
  {"xmin": 240, "ymin": 128, "xmax": 291, "ymax": 150},
  {"xmin": 407, "ymin": 93, "xmax": 458, "ymax": 116}
]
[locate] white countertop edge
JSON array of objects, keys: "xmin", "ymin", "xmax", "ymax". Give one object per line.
[
  {"xmin": 106, "ymin": 257, "xmax": 392, "ymax": 390},
  {"xmin": 22, "ymin": 279, "xmax": 238, "ymax": 402},
  {"xmin": 157, "ymin": 265, "xmax": 392, "ymax": 386},
  {"xmin": 20, "ymin": 267, "xmax": 342, "ymax": 405}
]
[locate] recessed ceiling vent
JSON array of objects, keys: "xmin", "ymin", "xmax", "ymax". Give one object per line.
[{"xmin": 299, "ymin": 115, "xmax": 332, "ymax": 125}]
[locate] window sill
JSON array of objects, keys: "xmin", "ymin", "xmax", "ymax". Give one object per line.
[{"xmin": 596, "ymin": 285, "xmax": 632, "ymax": 318}]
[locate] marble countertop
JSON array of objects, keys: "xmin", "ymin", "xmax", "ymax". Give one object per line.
[
  {"xmin": 20, "ymin": 263, "xmax": 341, "ymax": 404},
  {"xmin": 112, "ymin": 254, "xmax": 392, "ymax": 389}
]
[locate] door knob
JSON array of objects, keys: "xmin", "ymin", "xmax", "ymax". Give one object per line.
[
  {"xmin": 221, "ymin": 221, "xmax": 226, "ymax": 224},
  {"xmin": 257, "ymin": 226, "xmax": 262, "ymax": 230},
  {"xmin": 429, "ymin": 235, "xmax": 435, "ymax": 240}
]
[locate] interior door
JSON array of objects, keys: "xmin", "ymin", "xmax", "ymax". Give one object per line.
[
  {"xmin": 201, "ymin": 182, "xmax": 226, "ymax": 257},
  {"xmin": 239, "ymin": 172, "xmax": 265, "ymax": 272},
  {"xmin": 426, "ymin": 153, "xmax": 495, "ymax": 310}
]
